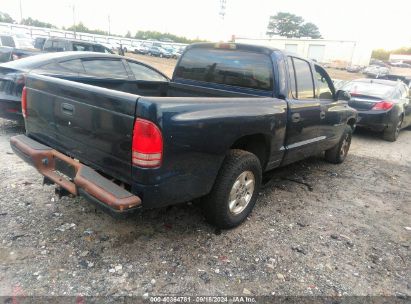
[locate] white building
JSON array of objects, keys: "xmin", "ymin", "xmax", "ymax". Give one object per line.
[{"xmin": 235, "ymin": 37, "xmax": 372, "ymax": 67}]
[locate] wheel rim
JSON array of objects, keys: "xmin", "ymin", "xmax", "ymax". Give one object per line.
[
  {"xmin": 395, "ymin": 117, "xmax": 403, "ymax": 138},
  {"xmin": 228, "ymin": 171, "xmax": 255, "ymax": 215},
  {"xmin": 339, "ymin": 133, "xmax": 351, "ymax": 158}
]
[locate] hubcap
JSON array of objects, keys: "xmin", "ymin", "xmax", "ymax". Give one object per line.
[
  {"xmin": 340, "ymin": 133, "xmax": 351, "ymax": 158},
  {"xmin": 395, "ymin": 118, "xmax": 403, "ymax": 138},
  {"xmin": 228, "ymin": 171, "xmax": 255, "ymax": 215}
]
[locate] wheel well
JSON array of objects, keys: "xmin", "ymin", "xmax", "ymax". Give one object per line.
[
  {"xmin": 347, "ymin": 118, "xmax": 356, "ymax": 130},
  {"xmin": 230, "ymin": 134, "xmax": 270, "ymax": 169}
]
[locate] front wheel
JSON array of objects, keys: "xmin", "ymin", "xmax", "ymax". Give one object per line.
[
  {"xmin": 202, "ymin": 150, "xmax": 262, "ymax": 229},
  {"xmin": 325, "ymin": 125, "xmax": 353, "ymax": 164}
]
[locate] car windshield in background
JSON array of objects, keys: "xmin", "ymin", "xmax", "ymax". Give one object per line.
[
  {"xmin": 342, "ymin": 81, "xmax": 394, "ymax": 99},
  {"xmin": 175, "ymin": 48, "xmax": 273, "ymax": 91}
]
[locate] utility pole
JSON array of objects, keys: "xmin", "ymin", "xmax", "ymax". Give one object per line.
[
  {"xmin": 108, "ymin": 15, "xmax": 111, "ymax": 36},
  {"xmin": 19, "ymin": 0, "xmax": 23, "ymax": 22},
  {"xmin": 219, "ymin": 0, "xmax": 227, "ymax": 20},
  {"xmin": 72, "ymin": 4, "xmax": 76, "ymax": 39}
]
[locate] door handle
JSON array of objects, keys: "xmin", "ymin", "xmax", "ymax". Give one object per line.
[
  {"xmin": 61, "ymin": 103, "xmax": 74, "ymax": 116},
  {"xmin": 291, "ymin": 113, "xmax": 301, "ymax": 123},
  {"xmin": 320, "ymin": 111, "xmax": 326, "ymax": 119}
]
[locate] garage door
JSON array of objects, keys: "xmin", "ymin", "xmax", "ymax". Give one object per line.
[
  {"xmin": 308, "ymin": 45, "xmax": 325, "ymax": 62},
  {"xmin": 285, "ymin": 44, "xmax": 298, "ymax": 54}
]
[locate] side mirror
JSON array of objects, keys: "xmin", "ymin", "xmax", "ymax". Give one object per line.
[{"xmin": 336, "ymin": 90, "xmax": 351, "ymax": 101}]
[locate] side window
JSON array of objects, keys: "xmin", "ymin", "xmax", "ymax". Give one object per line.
[
  {"xmin": 33, "ymin": 59, "xmax": 85, "ymax": 75},
  {"xmin": 287, "ymin": 57, "xmax": 297, "ymax": 98},
  {"xmin": 81, "ymin": 59, "xmax": 128, "ymax": 78},
  {"xmin": 128, "ymin": 61, "xmax": 168, "ymax": 81},
  {"xmin": 0, "ymin": 36, "xmax": 15, "ymax": 47},
  {"xmin": 315, "ymin": 65, "xmax": 334, "ymax": 100},
  {"xmin": 59, "ymin": 59, "xmax": 86, "ymax": 73},
  {"xmin": 72, "ymin": 43, "xmax": 93, "ymax": 52},
  {"xmin": 292, "ymin": 57, "xmax": 315, "ymax": 99}
]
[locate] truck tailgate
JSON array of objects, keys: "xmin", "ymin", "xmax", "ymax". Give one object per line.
[{"xmin": 24, "ymin": 74, "xmax": 138, "ymax": 183}]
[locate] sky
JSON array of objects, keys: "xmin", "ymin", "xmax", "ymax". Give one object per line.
[{"xmin": 2, "ymin": 0, "xmax": 411, "ymax": 50}]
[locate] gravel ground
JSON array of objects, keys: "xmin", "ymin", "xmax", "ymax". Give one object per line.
[{"xmin": 0, "ymin": 117, "xmax": 410, "ymax": 298}]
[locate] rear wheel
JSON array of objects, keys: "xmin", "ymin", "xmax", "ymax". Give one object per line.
[
  {"xmin": 202, "ymin": 150, "xmax": 262, "ymax": 229},
  {"xmin": 382, "ymin": 115, "xmax": 403, "ymax": 142},
  {"xmin": 325, "ymin": 125, "xmax": 353, "ymax": 164}
]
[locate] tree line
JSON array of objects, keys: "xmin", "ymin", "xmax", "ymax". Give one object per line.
[{"xmin": 0, "ymin": 11, "xmax": 204, "ymax": 43}]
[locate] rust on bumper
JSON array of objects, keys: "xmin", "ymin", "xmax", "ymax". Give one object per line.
[{"xmin": 10, "ymin": 135, "xmax": 141, "ymax": 212}]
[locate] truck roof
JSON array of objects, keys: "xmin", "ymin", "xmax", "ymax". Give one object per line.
[{"xmin": 187, "ymin": 42, "xmax": 282, "ymax": 55}]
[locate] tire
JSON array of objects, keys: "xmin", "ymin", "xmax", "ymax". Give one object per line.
[
  {"xmin": 325, "ymin": 125, "xmax": 353, "ymax": 164},
  {"xmin": 382, "ymin": 115, "xmax": 403, "ymax": 142},
  {"xmin": 202, "ymin": 149, "xmax": 262, "ymax": 229}
]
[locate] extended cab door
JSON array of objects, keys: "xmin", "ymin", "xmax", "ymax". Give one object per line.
[
  {"xmin": 282, "ymin": 56, "xmax": 323, "ymax": 165},
  {"xmin": 125, "ymin": 60, "xmax": 169, "ymax": 96},
  {"xmin": 314, "ymin": 64, "xmax": 345, "ymax": 151}
]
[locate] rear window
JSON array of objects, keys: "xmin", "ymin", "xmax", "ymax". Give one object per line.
[
  {"xmin": 175, "ymin": 48, "xmax": 273, "ymax": 91},
  {"xmin": 342, "ymin": 81, "xmax": 395, "ymax": 99}
]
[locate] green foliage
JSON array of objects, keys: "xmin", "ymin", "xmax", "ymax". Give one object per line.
[
  {"xmin": 266, "ymin": 12, "xmax": 303, "ymax": 38},
  {"xmin": 266, "ymin": 12, "xmax": 322, "ymax": 39},
  {"xmin": 298, "ymin": 22, "xmax": 321, "ymax": 39},
  {"xmin": 371, "ymin": 49, "xmax": 390, "ymax": 61},
  {"xmin": 0, "ymin": 12, "xmax": 15, "ymax": 23},
  {"xmin": 391, "ymin": 47, "xmax": 411, "ymax": 55},
  {"xmin": 66, "ymin": 22, "xmax": 108, "ymax": 36},
  {"xmin": 134, "ymin": 31, "xmax": 206, "ymax": 44},
  {"xmin": 1, "ymin": 12, "xmax": 202, "ymax": 44},
  {"xmin": 372, "ymin": 47, "xmax": 411, "ymax": 61},
  {"xmin": 21, "ymin": 17, "xmax": 57, "ymax": 29}
]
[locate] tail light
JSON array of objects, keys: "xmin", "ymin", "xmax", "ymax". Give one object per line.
[
  {"xmin": 132, "ymin": 118, "xmax": 163, "ymax": 168},
  {"xmin": 21, "ymin": 86, "xmax": 27, "ymax": 118},
  {"xmin": 372, "ymin": 101, "xmax": 394, "ymax": 111}
]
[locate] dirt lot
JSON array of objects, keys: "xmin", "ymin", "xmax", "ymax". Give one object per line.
[{"xmin": 0, "ymin": 56, "xmax": 410, "ymax": 299}]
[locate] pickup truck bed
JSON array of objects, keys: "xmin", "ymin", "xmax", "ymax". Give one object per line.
[{"xmin": 11, "ymin": 43, "xmax": 357, "ymax": 228}]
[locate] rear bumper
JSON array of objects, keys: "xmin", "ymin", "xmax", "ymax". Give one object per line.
[
  {"xmin": 356, "ymin": 110, "xmax": 392, "ymax": 132},
  {"xmin": 10, "ymin": 135, "xmax": 142, "ymax": 215}
]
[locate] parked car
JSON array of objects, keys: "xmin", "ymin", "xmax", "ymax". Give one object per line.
[
  {"xmin": 389, "ymin": 61, "xmax": 411, "ymax": 68},
  {"xmin": 0, "ymin": 52, "xmax": 169, "ymax": 121},
  {"xmin": 332, "ymin": 79, "xmax": 348, "ymax": 90},
  {"xmin": 0, "ymin": 34, "xmax": 39, "ymax": 63},
  {"xmin": 346, "ymin": 65, "xmax": 363, "ymax": 73},
  {"xmin": 147, "ymin": 46, "xmax": 172, "ymax": 58},
  {"xmin": 341, "ymin": 78, "xmax": 411, "ymax": 141},
  {"xmin": 133, "ymin": 44, "xmax": 148, "ymax": 55},
  {"xmin": 42, "ymin": 38, "xmax": 113, "ymax": 54},
  {"xmin": 33, "ymin": 37, "xmax": 47, "ymax": 50},
  {"xmin": 363, "ymin": 65, "xmax": 390, "ymax": 78},
  {"xmin": 10, "ymin": 43, "xmax": 356, "ymax": 228},
  {"xmin": 0, "ymin": 34, "xmax": 34, "ymax": 49}
]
